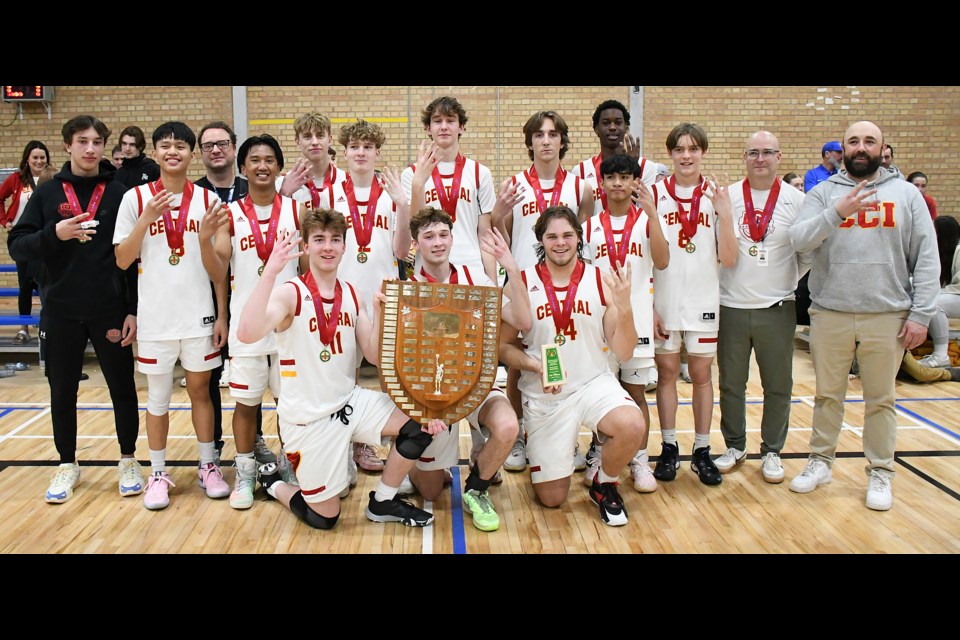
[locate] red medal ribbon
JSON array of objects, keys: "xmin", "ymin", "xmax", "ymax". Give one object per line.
[
  {"xmin": 661, "ymin": 175, "xmax": 704, "ymax": 241},
  {"xmin": 591, "ymin": 154, "xmax": 607, "ymax": 211},
  {"xmin": 535, "ymin": 259, "xmax": 585, "ymax": 339},
  {"xmin": 306, "ymin": 165, "xmax": 336, "ymax": 208},
  {"xmin": 417, "ymin": 265, "xmax": 459, "ymax": 284},
  {"xmin": 149, "ymin": 180, "xmax": 195, "ymax": 254},
  {"xmin": 61, "ymin": 182, "xmax": 106, "ymax": 219},
  {"xmin": 525, "ymin": 165, "xmax": 566, "ymax": 214},
  {"xmin": 302, "ymin": 271, "xmax": 342, "ymax": 348},
  {"xmin": 342, "ymin": 175, "xmax": 382, "ymax": 253},
  {"xmin": 238, "ymin": 193, "xmax": 284, "ymax": 263},
  {"xmin": 600, "ymin": 205, "xmax": 640, "ymax": 271},
  {"xmin": 742, "ymin": 178, "xmax": 781, "ymax": 243},
  {"xmin": 431, "ymin": 154, "xmax": 466, "ymax": 217}
]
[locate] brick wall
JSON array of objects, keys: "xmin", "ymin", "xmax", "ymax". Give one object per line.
[{"xmin": 1, "ymin": 85, "xmax": 955, "ymax": 287}]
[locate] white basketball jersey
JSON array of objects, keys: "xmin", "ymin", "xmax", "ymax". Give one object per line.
[
  {"xmin": 650, "ymin": 178, "xmax": 719, "ymax": 332},
  {"xmin": 114, "ymin": 182, "xmax": 216, "ymax": 341},
  {"xmin": 401, "ymin": 156, "xmax": 495, "ymax": 275},
  {"xmin": 509, "ymin": 167, "xmax": 583, "ymax": 270},
  {"xmin": 583, "ymin": 210, "xmax": 655, "ymax": 359},
  {"xmin": 408, "ymin": 263, "xmax": 488, "ymax": 287},
  {"xmin": 720, "ymin": 179, "xmax": 805, "ymax": 308},
  {"xmin": 228, "ymin": 195, "xmax": 301, "ymax": 356},
  {"xmin": 328, "ymin": 180, "xmax": 399, "ymax": 316},
  {"xmin": 275, "ymin": 164, "xmax": 347, "ymax": 208},
  {"xmin": 276, "ymin": 276, "xmax": 361, "ymax": 424},
  {"xmin": 518, "ymin": 261, "xmax": 614, "ymax": 401},
  {"xmin": 572, "ymin": 154, "xmax": 657, "ymax": 216}
]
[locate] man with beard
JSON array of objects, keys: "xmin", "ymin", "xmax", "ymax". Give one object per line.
[{"xmin": 788, "ymin": 121, "xmax": 939, "ymax": 512}]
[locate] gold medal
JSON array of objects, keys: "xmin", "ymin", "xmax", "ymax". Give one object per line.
[
  {"xmin": 685, "ymin": 242, "xmax": 697, "ymax": 254},
  {"xmin": 169, "ymin": 253, "xmax": 180, "ymax": 266},
  {"xmin": 357, "ymin": 251, "xmax": 368, "ymax": 263},
  {"xmin": 748, "ymin": 245, "xmax": 758, "ymax": 257},
  {"xmin": 554, "ymin": 334, "xmax": 566, "ymax": 346},
  {"xmin": 319, "ymin": 349, "xmax": 332, "ymax": 362},
  {"xmin": 258, "ymin": 263, "xmax": 265, "ymax": 276}
]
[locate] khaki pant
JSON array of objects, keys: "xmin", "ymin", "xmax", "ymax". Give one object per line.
[{"xmin": 808, "ymin": 308, "xmax": 907, "ymax": 474}]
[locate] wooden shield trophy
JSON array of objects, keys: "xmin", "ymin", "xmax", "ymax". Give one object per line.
[{"xmin": 379, "ymin": 280, "xmax": 501, "ymax": 427}]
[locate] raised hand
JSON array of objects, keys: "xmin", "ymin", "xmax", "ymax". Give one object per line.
[
  {"xmin": 56, "ymin": 212, "xmax": 96, "ymax": 243},
  {"xmin": 141, "ymin": 189, "xmax": 176, "ymax": 224},
  {"xmin": 199, "ymin": 199, "xmax": 229, "ymax": 244},
  {"xmin": 631, "ymin": 178, "xmax": 655, "ymax": 212},
  {"xmin": 834, "ymin": 180, "xmax": 879, "ymax": 220},
  {"xmin": 622, "ymin": 133, "xmax": 642, "ymax": 160},
  {"xmin": 263, "ymin": 229, "xmax": 304, "ymax": 278},
  {"xmin": 480, "ymin": 226, "xmax": 516, "ymax": 270},
  {"xmin": 411, "ymin": 140, "xmax": 441, "ymax": 189},
  {"xmin": 380, "ymin": 166, "xmax": 405, "ymax": 204},
  {"xmin": 601, "ymin": 260, "xmax": 632, "ymax": 310},
  {"xmin": 279, "ymin": 158, "xmax": 312, "ymax": 197}
]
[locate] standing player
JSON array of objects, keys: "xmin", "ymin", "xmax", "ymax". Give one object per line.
[
  {"xmin": 198, "ymin": 134, "xmax": 300, "ymax": 509},
  {"xmin": 328, "ymin": 119, "xmax": 412, "ymax": 475},
  {"xmin": 649, "ymin": 123, "xmax": 737, "ymax": 486},
  {"xmin": 499, "ymin": 206, "xmax": 645, "ymax": 526},
  {"xmin": 404, "ymin": 207, "xmax": 529, "ymax": 531},
  {"xmin": 401, "ymin": 96, "xmax": 497, "ymax": 283},
  {"xmin": 276, "ymin": 112, "xmax": 347, "ymax": 208},
  {"xmin": 239, "ymin": 209, "xmax": 443, "ymax": 530},
  {"xmin": 582, "ymin": 154, "xmax": 669, "ymax": 493},
  {"xmin": 570, "ymin": 100, "xmax": 658, "ymax": 217},
  {"xmin": 114, "ymin": 121, "xmax": 229, "ymax": 510}
]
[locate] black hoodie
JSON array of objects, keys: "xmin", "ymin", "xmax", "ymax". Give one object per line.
[
  {"xmin": 8, "ymin": 160, "xmax": 137, "ymax": 321},
  {"xmin": 114, "ymin": 152, "xmax": 161, "ymax": 189}
]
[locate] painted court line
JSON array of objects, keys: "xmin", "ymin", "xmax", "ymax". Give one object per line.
[
  {"xmin": 0, "ymin": 408, "xmax": 50, "ymax": 443},
  {"xmin": 449, "ymin": 466, "xmax": 466, "ymax": 554}
]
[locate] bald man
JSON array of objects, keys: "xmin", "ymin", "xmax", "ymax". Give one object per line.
[
  {"xmin": 716, "ymin": 131, "xmax": 808, "ymax": 484},
  {"xmin": 789, "ymin": 121, "xmax": 939, "ymax": 511}
]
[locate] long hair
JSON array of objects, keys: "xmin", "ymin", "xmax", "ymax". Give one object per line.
[
  {"xmin": 18, "ymin": 140, "xmax": 50, "ymax": 187},
  {"xmin": 934, "ymin": 216, "xmax": 960, "ymax": 287}
]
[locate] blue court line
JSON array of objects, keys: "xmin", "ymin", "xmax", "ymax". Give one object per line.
[
  {"xmin": 895, "ymin": 403, "xmax": 960, "ymax": 441},
  {"xmin": 448, "ymin": 466, "xmax": 467, "ymax": 555},
  {"xmin": 0, "ymin": 408, "xmax": 11, "ymax": 419}
]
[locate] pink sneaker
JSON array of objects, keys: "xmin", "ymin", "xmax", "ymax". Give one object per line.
[
  {"xmin": 197, "ymin": 462, "xmax": 230, "ymax": 499},
  {"xmin": 353, "ymin": 443, "xmax": 385, "ymax": 472},
  {"xmin": 143, "ymin": 472, "xmax": 176, "ymax": 510}
]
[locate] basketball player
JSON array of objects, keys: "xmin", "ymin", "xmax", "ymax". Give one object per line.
[
  {"xmin": 197, "ymin": 134, "xmax": 301, "ymax": 509},
  {"xmin": 276, "ymin": 112, "xmax": 347, "ymax": 207},
  {"xmin": 404, "ymin": 207, "xmax": 530, "ymax": 532},
  {"xmin": 499, "ymin": 206, "xmax": 645, "ymax": 526},
  {"xmin": 114, "ymin": 121, "xmax": 229, "ymax": 510},
  {"xmin": 582, "ymin": 154, "xmax": 669, "ymax": 493},
  {"xmin": 649, "ymin": 123, "xmax": 737, "ymax": 486},
  {"xmin": 239, "ymin": 209, "xmax": 443, "ymax": 530}
]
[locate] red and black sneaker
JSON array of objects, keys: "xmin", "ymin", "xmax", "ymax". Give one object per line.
[{"xmin": 588, "ymin": 478, "xmax": 629, "ymax": 526}]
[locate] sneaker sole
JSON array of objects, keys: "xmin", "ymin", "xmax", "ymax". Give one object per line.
[
  {"xmin": 763, "ymin": 472, "xmax": 785, "ymax": 484},
  {"xmin": 502, "ymin": 461, "xmax": 527, "ymax": 472},
  {"xmin": 144, "ymin": 499, "xmax": 169, "ymax": 510},
  {"xmin": 588, "ymin": 494, "xmax": 628, "ymax": 527},
  {"xmin": 866, "ymin": 498, "xmax": 893, "ymax": 511},
  {"xmin": 789, "ymin": 476, "xmax": 832, "ymax": 493},
  {"xmin": 45, "ymin": 479, "xmax": 81, "ymax": 504},
  {"xmin": 230, "ymin": 497, "xmax": 254, "ymax": 509},
  {"xmin": 716, "ymin": 455, "xmax": 747, "ymax": 474},
  {"xmin": 364, "ymin": 507, "xmax": 434, "ymax": 527},
  {"xmin": 463, "ymin": 505, "xmax": 500, "ymax": 532},
  {"xmin": 119, "ymin": 485, "xmax": 144, "ymax": 497}
]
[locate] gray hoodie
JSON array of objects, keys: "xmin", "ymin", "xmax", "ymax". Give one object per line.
[{"xmin": 790, "ymin": 167, "xmax": 939, "ymax": 326}]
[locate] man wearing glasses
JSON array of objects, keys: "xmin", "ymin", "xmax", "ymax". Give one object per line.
[
  {"xmin": 715, "ymin": 131, "xmax": 807, "ymax": 484},
  {"xmin": 193, "ymin": 122, "xmax": 274, "ymax": 469}
]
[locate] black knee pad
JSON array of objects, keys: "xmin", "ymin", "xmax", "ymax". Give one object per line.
[
  {"xmin": 288, "ymin": 491, "xmax": 340, "ymax": 530},
  {"xmin": 395, "ymin": 418, "xmax": 433, "ymax": 460}
]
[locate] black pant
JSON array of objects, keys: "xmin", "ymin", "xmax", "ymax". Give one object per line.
[
  {"xmin": 209, "ymin": 357, "xmax": 263, "ymax": 452},
  {"xmin": 41, "ymin": 311, "xmax": 140, "ymax": 463},
  {"xmin": 15, "ymin": 260, "xmax": 35, "ymax": 317}
]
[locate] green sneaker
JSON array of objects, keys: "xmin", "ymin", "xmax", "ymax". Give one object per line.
[{"xmin": 462, "ymin": 489, "xmax": 500, "ymax": 532}]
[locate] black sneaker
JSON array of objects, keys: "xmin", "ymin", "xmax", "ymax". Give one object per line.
[
  {"xmin": 585, "ymin": 442, "xmax": 600, "ymax": 468},
  {"xmin": 365, "ymin": 491, "xmax": 434, "ymax": 527},
  {"xmin": 588, "ymin": 479, "xmax": 628, "ymax": 526},
  {"xmin": 653, "ymin": 442, "xmax": 680, "ymax": 481},
  {"xmin": 258, "ymin": 462, "xmax": 283, "ymax": 499},
  {"xmin": 691, "ymin": 446, "xmax": 722, "ymax": 485}
]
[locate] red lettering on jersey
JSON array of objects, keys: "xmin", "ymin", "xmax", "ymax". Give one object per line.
[
  {"xmin": 596, "ymin": 242, "xmax": 643, "ymax": 259},
  {"xmin": 345, "ymin": 213, "xmax": 390, "ymax": 231},
  {"xmin": 697, "ymin": 212, "xmax": 711, "ymax": 228},
  {"xmin": 309, "ymin": 312, "xmax": 353, "ymax": 332}
]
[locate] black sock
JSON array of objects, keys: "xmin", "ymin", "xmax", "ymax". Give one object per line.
[{"xmin": 464, "ymin": 464, "xmax": 491, "ymax": 494}]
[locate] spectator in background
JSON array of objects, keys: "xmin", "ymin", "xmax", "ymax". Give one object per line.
[
  {"xmin": 917, "ymin": 216, "xmax": 960, "ymax": 368},
  {"xmin": 114, "ymin": 125, "xmax": 161, "ymax": 189},
  {"xmin": 0, "ymin": 140, "xmax": 52, "ymax": 344},
  {"xmin": 907, "ymin": 171, "xmax": 938, "ymax": 221},
  {"xmin": 804, "ymin": 141, "xmax": 842, "ymax": 192},
  {"xmin": 783, "ymin": 172, "xmax": 804, "ymax": 191},
  {"xmin": 881, "ymin": 143, "xmax": 903, "ymax": 178},
  {"xmin": 328, "ymin": 146, "xmax": 337, "ymax": 167},
  {"xmin": 111, "ymin": 144, "xmax": 124, "ymax": 169}
]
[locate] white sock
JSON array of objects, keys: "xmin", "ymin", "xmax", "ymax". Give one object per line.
[
  {"xmin": 633, "ymin": 449, "xmax": 648, "ymax": 465},
  {"xmin": 694, "ymin": 433, "xmax": 711, "ymax": 451},
  {"xmin": 597, "ymin": 468, "xmax": 618, "ymax": 484},
  {"xmin": 374, "ymin": 480, "xmax": 398, "ymax": 503},
  {"xmin": 198, "ymin": 441, "xmax": 216, "ymax": 466},
  {"xmin": 149, "ymin": 449, "xmax": 166, "ymax": 474},
  {"xmin": 661, "ymin": 429, "xmax": 677, "ymax": 446}
]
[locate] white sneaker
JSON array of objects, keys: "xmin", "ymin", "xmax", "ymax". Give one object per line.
[
  {"xmin": 714, "ymin": 447, "xmax": 747, "ymax": 473},
  {"xmin": 789, "ymin": 457, "xmax": 832, "ymax": 493},
  {"xmin": 917, "ymin": 353, "xmax": 951, "ymax": 368},
  {"xmin": 230, "ymin": 456, "xmax": 257, "ymax": 510},
  {"xmin": 219, "ymin": 361, "xmax": 230, "ymax": 388},
  {"xmin": 760, "ymin": 452, "xmax": 784, "ymax": 484},
  {"xmin": 45, "ymin": 462, "xmax": 81, "ymax": 503},
  {"xmin": 583, "ymin": 455, "xmax": 601, "ymax": 487},
  {"xmin": 573, "ymin": 443, "xmax": 587, "ymax": 472},
  {"xmin": 118, "ymin": 458, "xmax": 144, "ymax": 496},
  {"xmin": 630, "ymin": 457, "xmax": 658, "ymax": 493},
  {"xmin": 277, "ymin": 447, "xmax": 299, "ymax": 486},
  {"xmin": 503, "ymin": 439, "xmax": 526, "ymax": 471},
  {"xmin": 645, "ymin": 368, "xmax": 658, "ymax": 393},
  {"xmin": 679, "ymin": 365, "xmax": 692, "ymax": 383},
  {"xmin": 179, "ymin": 377, "xmax": 187, "ymax": 388},
  {"xmin": 866, "ymin": 469, "xmax": 893, "ymax": 511}
]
